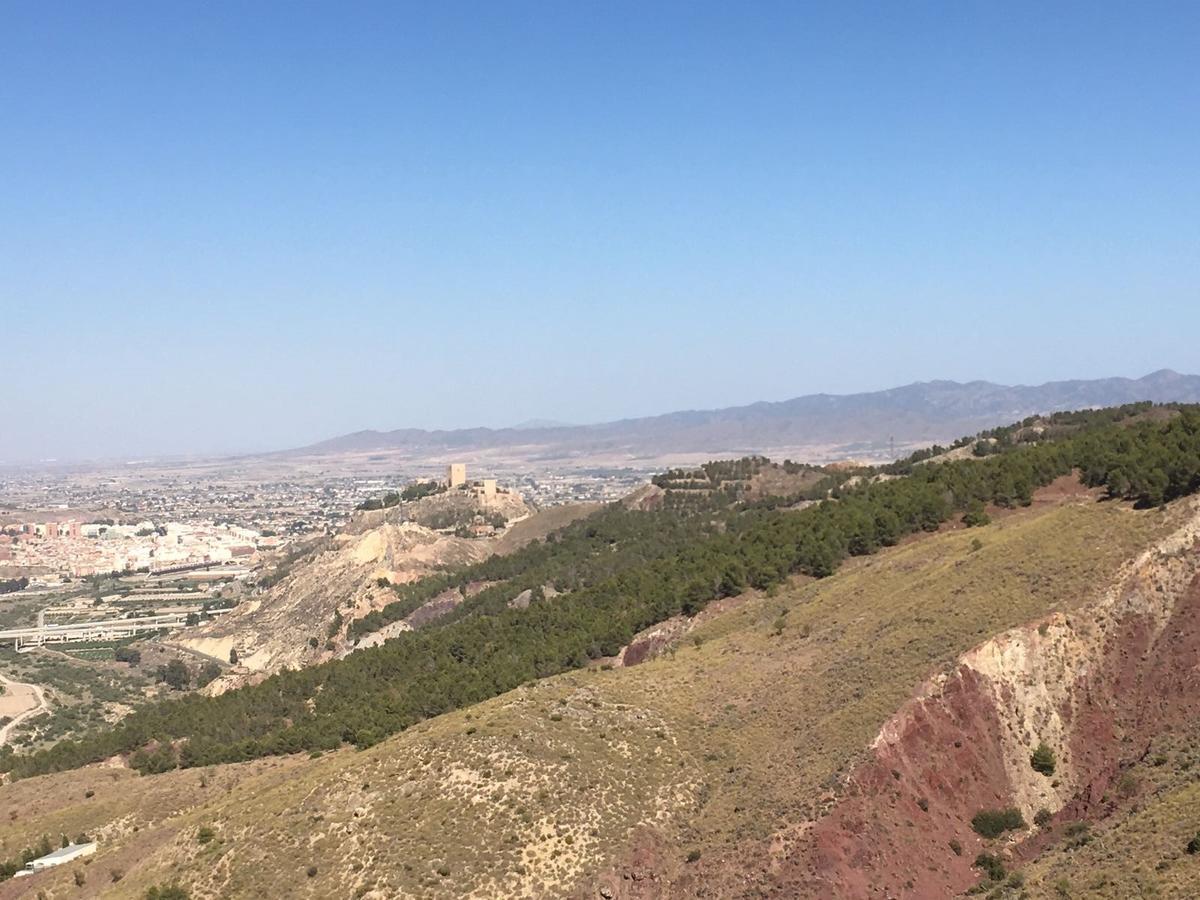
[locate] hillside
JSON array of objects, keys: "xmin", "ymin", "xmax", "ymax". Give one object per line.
[
  {"xmin": 288, "ymin": 370, "xmax": 1200, "ymax": 462},
  {"xmin": 2, "ymin": 406, "xmax": 1199, "ymax": 898},
  {"xmin": 174, "ymin": 523, "xmax": 493, "ymax": 683},
  {"xmin": 175, "ymin": 493, "xmax": 566, "ymax": 685},
  {"xmin": 0, "ymin": 488, "xmax": 1194, "ymax": 898}
]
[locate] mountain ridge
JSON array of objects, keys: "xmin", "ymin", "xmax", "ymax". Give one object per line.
[{"xmin": 286, "ymin": 369, "xmax": 1200, "ymax": 459}]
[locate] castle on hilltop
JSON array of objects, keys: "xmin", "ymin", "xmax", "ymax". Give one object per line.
[{"xmin": 445, "ymin": 463, "xmax": 499, "ymax": 501}]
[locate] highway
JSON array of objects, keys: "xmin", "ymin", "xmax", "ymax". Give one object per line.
[{"xmin": 0, "ymin": 612, "xmax": 193, "ymax": 651}]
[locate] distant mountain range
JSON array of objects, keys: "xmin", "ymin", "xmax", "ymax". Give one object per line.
[{"xmin": 288, "ymin": 369, "xmax": 1200, "ymax": 461}]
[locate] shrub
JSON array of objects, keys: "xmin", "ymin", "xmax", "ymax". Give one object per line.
[
  {"xmin": 973, "ymin": 852, "xmax": 1006, "ymax": 881},
  {"xmin": 1063, "ymin": 822, "xmax": 1092, "ymax": 848},
  {"xmin": 1030, "ymin": 742, "xmax": 1056, "ymax": 776},
  {"xmin": 74, "ymin": 870, "xmax": 86, "ymax": 886},
  {"xmin": 949, "ymin": 839, "xmax": 963, "ymax": 856},
  {"xmin": 115, "ymin": 647, "xmax": 141, "ymax": 666},
  {"xmin": 1186, "ymin": 833, "xmax": 1200, "ymax": 855},
  {"xmin": 306, "ymin": 865, "xmax": 318, "ymax": 878},
  {"xmin": 1114, "ymin": 771, "xmax": 1139, "ymax": 798},
  {"xmin": 971, "ymin": 808, "xmax": 1025, "ymax": 839},
  {"xmin": 962, "ymin": 502, "xmax": 991, "ymax": 527},
  {"xmin": 196, "ymin": 826, "xmax": 215, "ymax": 845},
  {"xmin": 1033, "ymin": 807, "xmax": 1052, "ymax": 827},
  {"xmin": 145, "ymin": 885, "xmax": 190, "ymax": 900},
  {"xmin": 130, "ymin": 743, "xmax": 178, "ymax": 776},
  {"xmin": 686, "ymin": 849, "xmax": 701, "ymax": 863},
  {"xmin": 196, "ymin": 662, "xmax": 221, "ymax": 688},
  {"xmin": 156, "ymin": 660, "xmax": 191, "ymax": 691}
]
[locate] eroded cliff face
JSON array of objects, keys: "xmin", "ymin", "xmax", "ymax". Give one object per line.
[
  {"xmin": 799, "ymin": 500, "xmax": 1200, "ymax": 898},
  {"xmin": 177, "ymin": 522, "xmax": 490, "ymax": 687}
]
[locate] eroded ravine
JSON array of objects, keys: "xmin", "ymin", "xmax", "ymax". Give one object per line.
[{"xmin": 797, "ymin": 498, "xmax": 1200, "ymax": 898}]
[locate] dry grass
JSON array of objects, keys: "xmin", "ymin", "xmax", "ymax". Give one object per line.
[
  {"xmin": 599, "ymin": 499, "xmax": 1175, "ymax": 852},
  {"xmin": 0, "ymin": 497, "xmax": 1179, "ymax": 899},
  {"xmin": 491, "ymin": 502, "xmax": 603, "ymax": 554}
]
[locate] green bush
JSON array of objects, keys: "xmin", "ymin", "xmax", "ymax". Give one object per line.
[
  {"xmin": 196, "ymin": 662, "xmax": 221, "ymax": 688},
  {"xmin": 971, "ymin": 808, "xmax": 1025, "ymax": 839},
  {"xmin": 114, "ymin": 647, "xmax": 141, "ymax": 666},
  {"xmin": 973, "ymin": 851, "xmax": 1006, "ymax": 881},
  {"xmin": 1030, "ymin": 741, "xmax": 1056, "ymax": 776},
  {"xmin": 196, "ymin": 826, "xmax": 215, "ymax": 845},
  {"xmin": 962, "ymin": 501, "xmax": 991, "ymax": 527},
  {"xmin": 130, "ymin": 743, "xmax": 177, "ymax": 776}
]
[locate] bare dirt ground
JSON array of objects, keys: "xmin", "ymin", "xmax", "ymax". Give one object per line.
[{"xmin": 0, "ymin": 673, "xmax": 47, "ymax": 746}]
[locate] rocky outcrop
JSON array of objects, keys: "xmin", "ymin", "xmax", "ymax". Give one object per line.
[
  {"xmin": 348, "ymin": 489, "xmax": 530, "ymax": 534},
  {"xmin": 178, "ymin": 522, "xmax": 491, "ymax": 686}
]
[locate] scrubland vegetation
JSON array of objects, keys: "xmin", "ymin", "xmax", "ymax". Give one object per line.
[{"xmin": 0, "ymin": 462, "xmax": 1183, "ymax": 896}]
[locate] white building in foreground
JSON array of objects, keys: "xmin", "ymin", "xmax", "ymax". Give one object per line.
[{"xmin": 14, "ymin": 842, "xmax": 97, "ymax": 877}]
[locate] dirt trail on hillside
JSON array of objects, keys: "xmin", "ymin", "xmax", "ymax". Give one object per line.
[{"xmin": 0, "ymin": 673, "xmax": 47, "ymax": 746}]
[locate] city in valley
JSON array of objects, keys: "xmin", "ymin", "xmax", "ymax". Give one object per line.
[{"xmin": 0, "ymin": 454, "xmax": 655, "ymax": 766}]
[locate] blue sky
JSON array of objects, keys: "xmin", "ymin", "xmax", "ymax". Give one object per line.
[{"xmin": 2, "ymin": 2, "xmax": 1197, "ymax": 460}]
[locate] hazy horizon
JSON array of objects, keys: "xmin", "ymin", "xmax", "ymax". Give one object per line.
[
  {"xmin": 4, "ymin": 3, "xmax": 1198, "ymax": 460},
  {"xmin": 3, "ymin": 367, "xmax": 1196, "ymax": 466}
]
